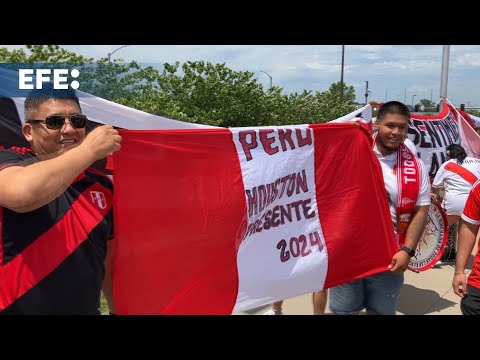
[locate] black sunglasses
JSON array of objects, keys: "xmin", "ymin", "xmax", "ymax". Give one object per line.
[{"xmin": 27, "ymin": 114, "xmax": 88, "ymax": 130}]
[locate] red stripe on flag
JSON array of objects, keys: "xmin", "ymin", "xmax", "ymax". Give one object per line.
[
  {"xmin": 105, "ymin": 155, "xmax": 114, "ymax": 171},
  {"xmin": 0, "ymin": 208, "xmax": 3, "ymax": 274},
  {"xmin": 445, "ymin": 162, "xmax": 479, "ymax": 185},
  {"xmin": 113, "ymin": 129, "xmax": 247, "ymax": 314},
  {"xmin": 0, "ymin": 184, "xmax": 111, "ymax": 311},
  {"xmin": 312, "ymin": 123, "xmax": 397, "ymax": 289}
]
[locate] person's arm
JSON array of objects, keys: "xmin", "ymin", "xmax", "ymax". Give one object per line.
[
  {"xmin": 389, "ymin": 204, "xmax": 429, "ymax": 273},
  {"xmin": 431, "ymin": 186, "xmax": 442, "ymax": 203},
  {"xmin": 452, "ymin": 219, "xmax": 478, "ymax": 297},
  {"xmin": 102, "ymin": 239, "xmax": 115, "ymax": 314},
  {"xmin": 453, "ymin": 182, "xmax": 480, "ymax": 297},
  {"xmin": 431, "ymin": 164, "xmax": 446, "ymax": 203},
  {"xmin": 0, "ymin": 125, "xmax": 121, "ymax": 213}
]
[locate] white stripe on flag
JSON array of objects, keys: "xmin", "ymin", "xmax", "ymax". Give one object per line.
[{"xmin": 231, "ymin": 125, "xmax": 328, "ymax": 312}]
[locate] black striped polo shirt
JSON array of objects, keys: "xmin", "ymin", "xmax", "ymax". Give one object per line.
[{"xmin": 0, "ymin": 148, "xmax": 114, "ymax": 314}]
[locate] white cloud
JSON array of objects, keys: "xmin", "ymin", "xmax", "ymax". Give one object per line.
[{"xmin": 2, "ymin": 44, "xmax": 480, "ymax": 106}]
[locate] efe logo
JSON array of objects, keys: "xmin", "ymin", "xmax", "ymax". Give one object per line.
[{"xmin": 19, "ymin": 69, "xmax": 80, "ymax": 90}]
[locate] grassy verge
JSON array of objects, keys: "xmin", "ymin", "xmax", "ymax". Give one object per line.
[{"xmin": 100, "ymin": 293, "xmax": 109, "ymax": 315}]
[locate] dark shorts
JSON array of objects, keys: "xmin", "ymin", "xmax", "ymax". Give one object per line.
[{"xmin": 460, "ymin": 285, "xmax": 480, "ymax": 315}]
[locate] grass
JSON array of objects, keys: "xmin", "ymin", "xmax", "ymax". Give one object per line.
[{"xmin": 100, "ymin": 293, "xmax": 109, "ymax": 315}]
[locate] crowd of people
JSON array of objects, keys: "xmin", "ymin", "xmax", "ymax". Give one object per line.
[{"xmin": 1, "ymin": 87, "xmax": 479, "ymax": 315}]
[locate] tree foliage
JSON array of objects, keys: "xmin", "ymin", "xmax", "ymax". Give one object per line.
[
  {"xmin": 0, "ymin": 45, "xmax": 358, "ymax": 127},
  {"xmin": 0, "ymin": 45, "xmax": 93, "ymax": 63}
]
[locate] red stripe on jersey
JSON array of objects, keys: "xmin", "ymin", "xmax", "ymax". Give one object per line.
[
  {"xmin": 462, "ymin": 182, "xmax": 480, "ymax": 288},
  {"xmin": 445, "ymin": 162, "xmax": 478, "ymax": 185},
  {"xmin": 0, "ymin": 183, "xmax": 112, "ymax": 311},
  {"xmin": 10, "ymin": 147, "xmax": 33, "ymax": 155}
]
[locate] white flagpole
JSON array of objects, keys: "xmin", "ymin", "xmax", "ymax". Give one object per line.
[{"xmin": 440, "ymin": 46, "xmax": 450, "ymax": 110}]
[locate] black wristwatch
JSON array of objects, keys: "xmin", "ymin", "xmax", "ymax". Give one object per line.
[{"xmin": 401, "ymin": 245, "xmax": 415, "ymax": 257}]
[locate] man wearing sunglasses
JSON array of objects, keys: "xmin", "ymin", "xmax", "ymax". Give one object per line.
[{"xmin": 0, "ymin": 84, "xmax": 122, "ymax": 314}]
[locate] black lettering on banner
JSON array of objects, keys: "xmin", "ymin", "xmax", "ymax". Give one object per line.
[
  {"xmin": 409, "ymin": 115, "xmax": 461, "ymax": 177},
  {"xmin": 435, "ymin": 123, "xmax": 450, "ymax": 146},
  {"xmin": 423, "ymin": 121, "xmax": 443, "ymax": 147},
  {"xmin": 410, "ymin": 118, "xmax": 460, "ymax": 151},
  {"xmin": 407, "ymin": 125, "xmax": 421, "ymax": 147},
  {"xmin": 277, "ymin": 231, "xmax": 324, "ymax": 263}
]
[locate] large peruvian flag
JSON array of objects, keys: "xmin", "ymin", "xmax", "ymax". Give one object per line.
[{"xmin": 112, "ymin": 122, "xmax": 397, "ymax": 314}]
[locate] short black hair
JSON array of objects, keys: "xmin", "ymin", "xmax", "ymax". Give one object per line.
[
  {"xmin": 24, "ymin": 82, "xmax": 81, "ymax": 121},
  {"xmin": 446, "ymin": 144, "xmax": 467, "ymax": 164},
  {"xmin": 377, "ymin": 101, "xmax": 410, "ymax": 121}
]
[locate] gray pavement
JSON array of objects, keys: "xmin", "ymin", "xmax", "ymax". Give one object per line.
[{"xmin": 236, "ymin": 252, "xmax": 476, "ymax": 315}]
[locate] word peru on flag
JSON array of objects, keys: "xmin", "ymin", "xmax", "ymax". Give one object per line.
[{"xmin": 113, "ymin": 123, "xmax": 397, "ymax": 314}]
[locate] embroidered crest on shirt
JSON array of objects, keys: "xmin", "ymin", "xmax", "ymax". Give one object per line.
[{"xmin": 90, "ymin": 191, "xmax": 107, "ymax": 209}]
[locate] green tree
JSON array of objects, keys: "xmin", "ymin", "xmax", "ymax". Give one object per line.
[
  {"xmin": 0, "ymin": 45, "xmax": 92, "ymax": 63},
  {"xmin": 419, "ymin": 98, "xmax": 436, "ymax": 108},
  {"xmin": 0, "ymin": 46, "xmax": 359, "ymax": 127}
]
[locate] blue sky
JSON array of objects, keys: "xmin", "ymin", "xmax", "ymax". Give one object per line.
[{"xmin": 5, "ymin": 45, "xmax": 480, "ymax": 108}]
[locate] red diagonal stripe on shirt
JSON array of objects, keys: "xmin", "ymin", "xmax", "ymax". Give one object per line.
[
  {"xmin": 445, "ymin": 162, "xmax": 479, "ymax": 185},
  {"xmin": 0, "ymin": 184, "xmax": 111, "ymax": 311}
]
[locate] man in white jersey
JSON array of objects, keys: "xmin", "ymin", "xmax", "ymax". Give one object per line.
[
  {"xmin": 432, "ymin": 144, "xmax": 480, "ymax": 262},
  {"xmin": 329, "ymin": 101, "xmax": 431, "ymax": 315},
  {"xmin": 432, "ymin": 144, "xmax": 480, "ymax": 223}
]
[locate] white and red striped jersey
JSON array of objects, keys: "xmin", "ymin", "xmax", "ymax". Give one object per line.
[{"xmin": 433, "ymin": 157, "xmax": 480, "ymax": 216}]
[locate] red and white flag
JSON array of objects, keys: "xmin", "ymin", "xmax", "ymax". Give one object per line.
[
  {"xmin": 407, "ymin": 99, "xmax": 480, "ymax": 177},
  {"xmin": 451, "ymin": 106, "xmax": 480, "ymax": 159},
  {"xmin": 112, "ymin": 123, "xmax": 397, "ymax": 314}
]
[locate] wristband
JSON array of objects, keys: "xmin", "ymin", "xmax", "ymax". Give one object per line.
[{"xmin": 401, "ymin": 245, "xmax": 415, "ymax": 257}]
